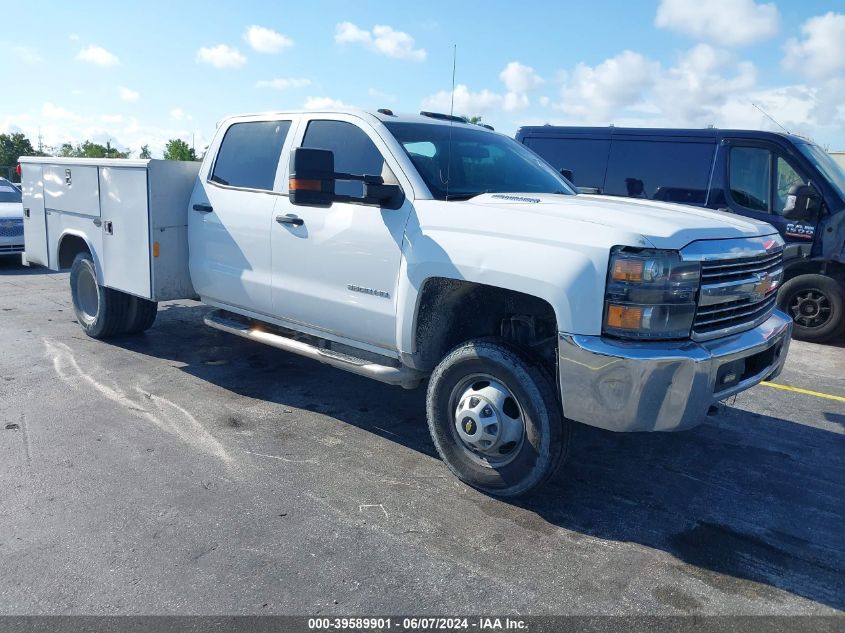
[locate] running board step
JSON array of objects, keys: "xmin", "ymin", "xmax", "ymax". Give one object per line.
[{"xmin": 203, "ymin": 310, "xmax": 425, "ymax": 389}]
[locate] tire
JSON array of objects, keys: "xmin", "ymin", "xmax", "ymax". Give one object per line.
[
  {"xmin": 124, "ymin": 296, "xmax": 158, "ymax": 334},
  {"xmin": 69, "ymin": 252, "xmax": 130, "ymax": 339},
  {"xmin": 777, "ymin": 274, "xmax": 845, "ymax": 343},
  {"xmin": 426, "ymin": 338, "xmax": 570, "ymax": 497}
]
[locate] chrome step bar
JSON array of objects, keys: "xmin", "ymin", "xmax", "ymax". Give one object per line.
[{"xmin": 203, "ymin": 310, "xmax": 425, "ymax": 389}]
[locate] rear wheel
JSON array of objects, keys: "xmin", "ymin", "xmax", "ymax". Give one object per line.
[
  {"xmin": 69, "ymin": 252, "xmax": 129, "ymax": 339},
  {"xmin": 778, "ymin": 274, "xmax": 845, "ymax": 343},
  {"xmin": 426, "ymin": 338, "xmax": 570, "ymax": 497},
  {"xmin": 124, "ymin": 296, "xmax": 158, "ymax": 334}
]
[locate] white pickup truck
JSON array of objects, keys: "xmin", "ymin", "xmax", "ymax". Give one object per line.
[{"xmin": 20, "ymin": 109, "xmax": 792, "ymax": 496}]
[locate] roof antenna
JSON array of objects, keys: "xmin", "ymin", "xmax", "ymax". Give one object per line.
[
  {"xmin": 444, "ymin": 44, "xmax": 456, "ymax": 199},
  {"xmin": 752, "ymin": 102, "xmax": 791, "ymax": 135}
]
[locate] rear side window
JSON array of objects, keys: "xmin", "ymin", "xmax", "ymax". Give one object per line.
[
  {"xmin": 729, "ymin": 147, "xmax": 771, "ymax": 212},
  {"xmin": 604, "ymin": 140, "xmax": 715, "ymax": 205},
  {"xmin": 302, "ymin": 120, "xmax": 385, "ymax": 198},
  {"xmin": 211, "ymin": 120, "xmax": 291, "ymax": 191},
  {"xmin": 0, "ymin": 182, "xmax": 21, "ymax": 203},
  {"xmin": 523, "ymin": 137, "xmax": 610, "ymax": 189}
]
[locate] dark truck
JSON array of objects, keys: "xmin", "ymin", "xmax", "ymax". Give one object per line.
[{"xmin": 516, "ymin": 126, "xmax": 845, "ymax": 342}]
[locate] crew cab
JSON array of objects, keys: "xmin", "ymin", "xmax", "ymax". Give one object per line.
[{"xmin": 21, "ymin": 109, "xmax": 792, "ymax": 497}]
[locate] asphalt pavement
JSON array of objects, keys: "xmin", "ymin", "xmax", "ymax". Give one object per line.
[{"xmin": 1, "ymin": 257, "xmax": 843, "ymax": 615}]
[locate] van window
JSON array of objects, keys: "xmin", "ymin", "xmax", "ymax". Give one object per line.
[
  {"xmin": 303, "ymin": 120, "xmax": 386, "ymax": 198},
  {"xmin": 604, "ymin": 140, "xmax": 714, "ymax": 205},
  {"xmin": 774, "ymin": 156, "xmax": 807, "ymax": 216},
  {"xmin": 211, "ymin": 120, "xmax": 291, "ymax": 191},
  {"xmin": 729, "ymin": 147, "xmax": 771, "ymax": 212},
  {"xmin": 523, "ymin": 137, "xmax": 609, "ymax": 189}
]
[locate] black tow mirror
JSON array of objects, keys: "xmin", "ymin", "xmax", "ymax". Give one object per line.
[
  {"xmin": 289, "ymin": 148, "xmax": 336, "ymax": 207},
  {"xmin": 782, "ymin": 184, "xmax": 821, "ymax": 220}
]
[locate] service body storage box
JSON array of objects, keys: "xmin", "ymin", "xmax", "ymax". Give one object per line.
[{"xmin": 20, "ymin": 158, "xmax": 201, "ymax": 301}]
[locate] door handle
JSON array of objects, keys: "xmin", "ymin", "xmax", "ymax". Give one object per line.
[
  {"xmin": 193, "ymin": 203, "xmax": 214, "ymax": 213},
  {"xmin": 276, "ymin": 214, "xmax": 304, "ymax": 227}
]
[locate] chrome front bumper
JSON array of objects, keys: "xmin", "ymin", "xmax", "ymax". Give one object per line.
[{"xmin": 558, "ymin": 310, "xmax": 792, "ymax": 432}]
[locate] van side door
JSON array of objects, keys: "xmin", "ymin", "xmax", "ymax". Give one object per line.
[{"xmin": 721, "ymin": 141, "xmax": 817, "ymax": 244}]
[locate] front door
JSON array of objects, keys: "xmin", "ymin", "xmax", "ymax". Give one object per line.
[{"xmin": 271, "ymin": 116, "xmax": 413, "ymax": 351}]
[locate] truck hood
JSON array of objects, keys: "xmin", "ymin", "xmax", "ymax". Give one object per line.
[
  {"xmin": 0, "ymin": 202, "xmax": 23, "ymax": 220},
  {"xmin": 462, "ymin": 193, "xmax": 777, "ymax": 249}
]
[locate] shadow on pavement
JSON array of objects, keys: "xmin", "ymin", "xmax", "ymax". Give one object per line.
[
  {"xmin": 109, "ymin": 301, "xmax": 845, "ymax": 611},
  {"xmin": 0, "ymin": 257, "xmax": 52, "ymax": 276}
]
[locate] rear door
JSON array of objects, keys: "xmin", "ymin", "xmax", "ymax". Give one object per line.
[{"xmin": 188, "ymin": 118, "xmax": 293, "ymax": 316}]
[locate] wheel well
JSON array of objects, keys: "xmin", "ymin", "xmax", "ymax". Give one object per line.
[
  {"xmin": 413, "ymin": 278, "xmax": 558, "ymax": 372},
  {"xmin": 784, "ymin": 259, "xmax": 845, "ymax": 283},
  {"xmin": 57, "ymin": 235, "xmax": 91, "ymax": 270}
]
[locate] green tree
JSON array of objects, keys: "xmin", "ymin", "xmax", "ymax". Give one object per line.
[
  {"xmin": 163, "ymin": 139, "xmax": 197, "ymax": 161},
  {"xmin": 469, "ymin": 115, "xmax": 483, "ymax": 125},
  {"xmin": 0, "ymin": 133, "xmax": 43, "ymax": 181},
  {"xmin": 56, "ymin": 140, "xmax": 129, "ymax": 159},
  {"xmin": 139, "ymin": 145, "xmax": 152, "ymax": 159}
]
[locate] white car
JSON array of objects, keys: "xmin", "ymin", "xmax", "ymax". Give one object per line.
[{"xmin": 0, "ymin": 177, "xmax": 24, "ymax": 256}]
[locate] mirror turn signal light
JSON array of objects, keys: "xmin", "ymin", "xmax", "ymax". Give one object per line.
[
  {"xmin": 606, "ymin": 304, "xmax": 643, "ymax": 329},
  {"xmin": 289, "ymin": 178, "xmax": 322, "ymax": 191}
]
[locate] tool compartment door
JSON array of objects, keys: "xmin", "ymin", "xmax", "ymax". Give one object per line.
[
  {"xmin": 100, "ymin": 166, "xmax": 152, "ymax": 299},
  {"xmin": 21, "ymin": 164, "xmax": 48, "ymax": 266}
]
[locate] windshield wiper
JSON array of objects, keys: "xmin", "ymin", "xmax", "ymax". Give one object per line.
[{"xmin": 445, "ymin": 193, "xmax": 483, "ymax": 201}]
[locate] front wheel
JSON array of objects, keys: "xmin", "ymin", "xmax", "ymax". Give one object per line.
[
  {"xmin": 426, "ymin": 339, "xmax": 570, "ymax": 497},
  {"xmin": 778, "ymin": 274, "xmax": 845, "ymax": 343}
]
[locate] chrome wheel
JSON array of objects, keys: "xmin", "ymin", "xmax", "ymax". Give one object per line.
[
  {"xmin": 450, "ymin": 374, "xmax": 525, "ymax": 468},
  {"xmin": 76, "ymin": 263, "xmax": 100, "ymax": 323}
]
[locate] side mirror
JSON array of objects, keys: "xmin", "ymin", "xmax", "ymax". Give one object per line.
[
  {"xmin": 363, "ymin": 181, "xmax": 404, "ymax": 209},
  {"xmin": 289, "ymin": 148, "xmax": 336, "ymax": 207},
  {"xmin": 560, "ymin": 168, "xmax": 574, "ymax": 183},
  {"xmin": 782, "ymin": 184, "xmax": 821, "ymax": 220}
]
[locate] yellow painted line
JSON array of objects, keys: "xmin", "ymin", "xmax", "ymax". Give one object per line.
[{"xmin": 760, "ymin": 381, "xmax": 845, "ymax": 403}]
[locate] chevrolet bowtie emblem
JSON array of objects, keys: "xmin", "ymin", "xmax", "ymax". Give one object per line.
[{"xmin": 753, "ymin": 274, "xmax": 772, "ymax": 298}]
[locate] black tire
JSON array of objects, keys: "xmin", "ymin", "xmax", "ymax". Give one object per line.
[
  {"xmin": 778, "ymin": 274, "xmax": 845, "ymax": 343},
  {"xmin": 69, "ymin": 252, "xmax": 130, "ymax": 339},
  {"xmin": 124, "ymin": 296, "xmax": 158, "ymax": 334},
  {"xmin": 426, "ymin": 338, "xmax": 570, "ymax": 497}
]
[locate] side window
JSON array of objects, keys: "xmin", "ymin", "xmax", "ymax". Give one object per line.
[
  {"xmin": 211, "ymin": 120, "xmax": 291, "ymax": 191},
  {"xmin": 302, "ymin": 120, "xmax": 386, "ymax": 197},
  {"xmin": 729, "ymin": 147, "xmax": 771, "ymax": 212},
  {"xmin": 774, "ymin": 156, "xmax": 808, "ymax": 216},
  {"xmin": 524, "ymin": 137, "xmax": 610, "ymax": 189},
  {"xmin": 604, "ymin": 139, "xmax": 715, "ymax": 205}
]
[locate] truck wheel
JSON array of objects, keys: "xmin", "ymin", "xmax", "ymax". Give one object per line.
[
  {"xmin": 124, "ymin": 296, "xmax": 158, "ymax": 334},
  {"xmin": 778, "ymin": 274, "xmax": 845, "ymax": 343},
  {"xmin": 69, "ymin": 252, "xmax": 129, "ymax": 339},
  {"xmin": 426, "ymin": 339, "xmax": 570, "ymax": 497}
]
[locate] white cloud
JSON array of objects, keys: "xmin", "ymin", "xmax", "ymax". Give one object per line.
[
  {"xmin": 244, "ymin": 25, "xmax": 294, "ymax": 54},
  {"xmin": 368, "ymin": 88, "xmax": 397, "ymax": 102},
  {"xmin": 196, "ymin": 45, "xmax": 246, "ymax": 69},
  {"xmin": 557, "ymin": 50, "xmax": 659, "ymax": 122},
  {"xmin": 101, "ymin": 114, "xmax": 124, "ymax": 124},
  {"xmin": 655, "ymin": 0, "xmax": 779, "ymax": 46},
  {"xmin": 76, "ymin": 45, "xmax": 120, "ymax": 67},
  {"xmin": 118, "ymin": 86, "xmax": 140, "ymax": 102},
  {"xmin": 499, "ymin": 61, "xmax": 544, "ymax": 111},
  {"xmin": 41, "ymin": 102, "xmax": 80, "ymax": 120},
  {"xmin": 783, "ymin": 12, "xmax": 845, "ymax": 79},
  {"xmin": 422, "ymin": 84, "xmax": 503, "ymax": 116},
  {"xmin": 169, "ymin": 108, "xmax": 193, "ymax": 122},
  {"xmin": 303, "ymin": 96, "xmax": 349, "ymax": 109},
  {"xmin": 12, "ymin": 46, "xmax": 41, "ymax": 64},
  {"xmin": 68, "ymin": 34, "xmax": 80, "ymax": 41},
  {"xmin": 255, "ymin": 78, "xmax": 312, "ymax": 90},
  {"xmin": 335, "ymin": 22, "xmax": 426, "ymax": 61}
]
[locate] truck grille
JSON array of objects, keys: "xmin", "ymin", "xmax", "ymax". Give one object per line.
[
  {"xmin": 0, "ymin": 220, "xmax": 23, "ymax": 238},
  {"xmin": 693, "ymin": 250, "xmax": 783, "ymax": 339}
]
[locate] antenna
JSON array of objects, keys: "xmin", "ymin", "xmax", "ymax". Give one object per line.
[
  {"xmin": 444, "ymin": 44, "xmax": 456, "ymax": 199},
  {"xmin": 752, "ymin": 102, "xmax": 791, "ymax": 135}
]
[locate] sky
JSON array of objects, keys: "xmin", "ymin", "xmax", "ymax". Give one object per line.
[{"xmin": 2, "ymin": 0, "xmax": 845, "ymax": 158}]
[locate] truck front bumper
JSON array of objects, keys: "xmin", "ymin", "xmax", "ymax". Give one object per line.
[{"xmin": 558, "ymin": 310, "xmax": 792, "ymax": 432}]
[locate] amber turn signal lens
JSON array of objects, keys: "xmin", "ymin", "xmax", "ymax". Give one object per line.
[
  {"xmin": 606, "ymin": 304, "xmax": 643, "ymax": 329},
  {"xmin": 611, "ymin": 258, "xmax": 643, "ymax": 282},
  {"xmin": 288, "ymin": 178, "xmax": 322, "ymax": 191},
  {"xmin": 153, "ymin": 241, "xmax": 159, "ymax": 258}
]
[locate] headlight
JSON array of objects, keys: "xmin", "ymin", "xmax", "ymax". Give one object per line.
[{"xmin": 603, "ymin": 248, "xmax": 700, "ymax": 340}]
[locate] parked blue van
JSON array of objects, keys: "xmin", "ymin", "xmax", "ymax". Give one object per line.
[{"xmin": 516, "ymin": 126, "xmax": 845, "ymax": 342}]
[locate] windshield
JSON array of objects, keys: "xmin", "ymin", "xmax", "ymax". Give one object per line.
[
  {"xmin": 0, "ymin": 180, "xmax": 22, "ymax": 203},
  {"xmin": 384, "ymin": 122, "xmax": 575, "ymax": 200},
  {"xmin": 796, "ymin": 142, "xmax": 845, "ymax": 204}
]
